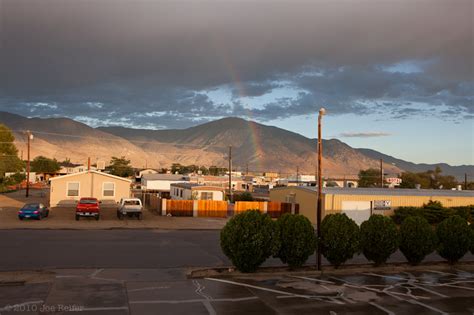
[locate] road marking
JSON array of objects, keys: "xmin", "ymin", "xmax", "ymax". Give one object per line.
[
  {"xmin": 363, "ymin": 273, "xmax": 409, "ymax": 281},
  {"xmin": 202, "ymin": 300, "xmax": 217, "ymax": 315},
  {"xmin": 193, "ymin": 280, "xmax": 212, "ymax": 300},
  {"xmin": 368, "ymin": 302, "xmax": 395, "ymax": 315},
  {"xmin": 128, "ymin": 286, "xmax": 169, "ymax": 292},
  {"xmin": 289, "ymin": 275, "xmax": 335, "ymax": 284},
  {"xmin": 205, "ymin": 277, "xmax": 343, "ymax": 303},
  {"xmin": 408, "ymin": 299, "xmax": 449, "ymax": 314}
]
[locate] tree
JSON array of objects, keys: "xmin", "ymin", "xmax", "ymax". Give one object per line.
[
  {"xmin": 233, "ymin": 192, "xmax": 254, "ymax": 201},
  {"xmin": 400, "ymin": 168, "xmax": 458, "ymax": 189},
  {"xmin": 0, "ymin": 124, "xmax": 24, "ymax": 180},
  {"xmin": 30, "ymin": 156, "xmax": 60, "ymax": 173},
  {"xmin": 108, "ymin": 156, "xmax": 133, "ymax": 177},
  {"xmin": 358, "ymin": 168, "xmax": 381, "ymax": 188},
  {"xmin": 360, "ymin": 215, "xmax": 399, "ymax": 265}
]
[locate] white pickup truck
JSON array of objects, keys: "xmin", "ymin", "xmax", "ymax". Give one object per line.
[{"xmin": 117, "ymin": 198, "xmax": 143, "ymax": 220}]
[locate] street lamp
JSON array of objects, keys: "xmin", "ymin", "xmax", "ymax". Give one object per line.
[{"xmin": 316, "ymin": 107, "xmax": 325, "ymax": 270}]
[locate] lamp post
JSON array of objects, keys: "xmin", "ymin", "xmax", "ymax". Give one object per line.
[{"xmin": 316, "ymin": 107, "xmax": 325, "ymax": 270}]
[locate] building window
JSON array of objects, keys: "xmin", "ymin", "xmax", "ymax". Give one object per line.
[
  {"xmin": 180, "ymin": 189, "xmax": 183, "ymax": 197},
  {"xmin": 67, "ymin": 182, "xmax": 80, "ymax": 197},
  {"xmin": 285, "ymin": 193, "xmax": 296, "ymax": 203},
  {"xmin": 201, "ymin": 192, "xmax": 213, "ymax": 200},
  {"xmin": 103, "ymin": 182, "xmax": 115, "ymax": 197}
]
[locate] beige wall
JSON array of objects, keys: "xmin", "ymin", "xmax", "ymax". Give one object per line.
[
  {"xmin": 50, "ymin": 172, "xmax": 131, "ymax": 207},
  {"xmin": 270, "ymin": 187, "xmax": 319, "ymax": 224},
  {"xmin": 271, "ymin": 187, "xmax": 474, "ymax": 224}
]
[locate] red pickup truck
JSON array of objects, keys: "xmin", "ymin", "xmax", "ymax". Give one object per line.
[{"xmin": 76, "ymin": 197, "xmax": 100, "ymax": 221}]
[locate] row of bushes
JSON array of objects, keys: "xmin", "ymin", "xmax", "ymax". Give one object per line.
[
  {"xmin": 392, "ymin": 201, "xmax": 473, "ymax": 224},
  {"xmin": 220, "ymin": 210, "xmax": 474, "ymax": 272}
]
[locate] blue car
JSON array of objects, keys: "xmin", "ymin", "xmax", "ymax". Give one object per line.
[{"xmin": 18, "ymin": 203, "xmax": 49, "ymax": 220}]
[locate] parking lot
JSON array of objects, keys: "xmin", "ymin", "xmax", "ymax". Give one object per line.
[
  {"xmin": 1, "ymin": 267, "xmax": 473, "ymax": 314},
  {"xmin": 0, "ymin": 190, "xmax": 228, "ymax": 230}
]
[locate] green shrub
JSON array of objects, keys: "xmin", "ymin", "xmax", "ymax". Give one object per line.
[
  {"xmin": 436, "ymin": 215, "xmax": 471, "ymax": 264},
  {"xmin": 320, "ymin": 213, "xmax": 360, "ymax": 267},
  {"xmin": 360, "ymin": 215, "xmax": 399, "ymax": 265},
  {"xmin": 220, "ymin": 210, "xmax": 280, "ymax": 272},
  {"xmin": 391, "ymin": 207, "xmax": 422, "ymax": 224},
  {"xmin": 421, "ymin": 207, "xmax": 453, "ymax": 224},
  {"xmin": 470, "ymin": 223, "xmax": 474, "ymax": 255},
  {"xmin": 451, "ymin": 206, "xmax": 473, "ymax": 223},
  {"xmin": 276, "ymin": 214, "xmax": 316, "ymax": 268},
  {"xmin": 399, "ymin": 216, "xmax": 437, "ymax": 265}
]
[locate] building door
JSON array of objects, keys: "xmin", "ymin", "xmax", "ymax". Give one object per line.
[{"xmin": 341, "ymin": 201, "xmax": 371, "ymax": 225}]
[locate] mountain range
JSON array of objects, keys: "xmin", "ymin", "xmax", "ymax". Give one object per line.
[{"xmin": 0, "ymin": 111, "xmax": 471, "ymax": 179}]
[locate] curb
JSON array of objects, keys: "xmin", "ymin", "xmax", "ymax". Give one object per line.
[{"xmin": 187, "ymin": 261, "xmax": 474, "ymax": 279}]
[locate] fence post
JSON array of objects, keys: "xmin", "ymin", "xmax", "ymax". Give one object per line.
[
  {"xmin": 263, "ymin": 202, "xmax": 268, "ymax": 214},
  {"xmin": 161, "ymin": 199, "xmax": 167, "ymax": 216},
  {"xmin": 193, "ymin": 200, "xmax": 198, "ymax": 217}
]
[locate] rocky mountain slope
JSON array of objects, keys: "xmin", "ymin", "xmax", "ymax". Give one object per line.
[{"xmin": 1, "ymin": 111, "xmax": 468, "ymax": 178}]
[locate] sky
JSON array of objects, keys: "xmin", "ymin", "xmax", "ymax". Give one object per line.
[{"xmin": 0, "ymin": 0, "xmax": 472, "ymax": 165}]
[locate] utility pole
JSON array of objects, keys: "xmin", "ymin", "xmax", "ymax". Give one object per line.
[
  {"xmin": 228, "ymin": 146, "xmax": 233, "ymax": 203},
  {"xmin": 465, "ymin": 173, "xmax": 468, "ymax": 190},
  {"xmin": 246, "ymin": 163, "xmax": 249, "ymax": 175},
  {"xmin": 25, "ymin": 131, "xmax": 32, "ymax": 198},
  {"xmin": 380, "ymin": 158, "xmax": 384, "ymax": 188},
  {"xmin": 296, "ymin": 166, "xmax": 299, "ymax": 186},
  {"xmin": 316, "ymin": 107, "xmax": 326, "ymax": 271}
]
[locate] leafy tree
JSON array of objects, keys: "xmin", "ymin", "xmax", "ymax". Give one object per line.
[
  {"xmin": 360, "ymin": 215, "xmax": 399, "ymax": 265},
  {"xmin": 399, "ymin": 216, "xmax": 437, "ymax": 265},
  {"xmin": 233, "ymin": 192, "xmax": 254, "ymax": 201},
  {"xmin": 276, "ymin": 214, "xmax": 316, "ymax": 268},
  {"xmin": 31, "ymin": 156, "xmax": 60, "ymax": 173},
  {"xmin": 220, "ymin": 210, "xmax": 280, "ymax": 272},
  {"xmin": 358, "ymin": 168, "xmax": 382, "ymax": 188},
  {"xmin": 436, "ymin": 216, "xmax": 471, "ymax": 264},
  {"xmin": 400, "ymin": 168, "xmax": 458, "ymax": 189},
  {"xmin": 107, "ymin": 156, "xmax": 134, "ymax": 177},
  {"xmin": 0, "ymin": 124, "xmax": 24, "ymax": 179},
  {"xmin": 320, "ymin": 213, "xmax": 360, "ymax": 267}
]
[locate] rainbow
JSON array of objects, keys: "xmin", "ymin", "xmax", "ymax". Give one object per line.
[{"xmin": 216, "ymin": 47, "xmax": 265, "ymax": 173}]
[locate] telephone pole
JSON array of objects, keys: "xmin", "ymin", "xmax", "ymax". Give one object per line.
[
  {"xmin": 465, "ymin": 173, "xmax": 468, "ymax": 190},
  {"xmin": 316, "ymin": 107, "xmax": 326, "ymax": 271},
  {"xmin": 25, "ymin": 131, "xmax": 32, "ymax": 198},
  {"xmin": 380, "ymin": 158, "xmax": 384, "ymax": 188},
  {"xmin": 296, "ymin": 166, "xmax": 299, "ymax": 186},
  {"xmin": 228, "ymin": 146, "xmax": 233, "ymax": 202}
]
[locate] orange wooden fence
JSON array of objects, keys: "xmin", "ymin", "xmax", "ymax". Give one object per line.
[
  {"xmin": 234, "ymin": 201, "xmax": 266, "ymax": 213},
  {"xmin": 197, "ymin": 200, "xmax": 228, "ymax": 218},
  {"xmin": 166, "ymin": 200, "xmax": 193, "ymax": 216}
]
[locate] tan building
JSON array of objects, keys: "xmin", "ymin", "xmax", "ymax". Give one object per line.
[
  {"xmin": 170, "ymin": 183, "xmax": 225, "ymax": 201},
  {"xmin": 50, "ymin": 171, "xmax": 132, "ymax": 207},
  {"xmin": 270, "ymin": 187, "xmax": 474, "ymax": 225}
]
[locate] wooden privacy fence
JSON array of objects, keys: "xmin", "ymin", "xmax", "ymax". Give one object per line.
[{"xmin": 158, "ymin": 199, "xmax": 298, "ymax": 218}]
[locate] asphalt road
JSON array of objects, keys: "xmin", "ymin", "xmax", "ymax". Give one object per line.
[{"xmin": 1, "ymin": 230, "xmax": 473, "ymax": 271}]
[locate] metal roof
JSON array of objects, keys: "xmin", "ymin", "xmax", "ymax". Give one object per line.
[
  {"xmin": 142, "ymin": 174, "xmax": 189, "ymax": 181},
  {"xmin": 272, "ymin": 186, "xmax": 474, "ymax": 197}
]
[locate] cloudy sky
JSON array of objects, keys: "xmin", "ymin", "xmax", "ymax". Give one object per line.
[{"xmin": 0, "ymin": 0, "xmax": 472, "ymax": 165}]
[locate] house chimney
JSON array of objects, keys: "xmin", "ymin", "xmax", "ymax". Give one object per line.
[{"xmin": 88, "ymin": 157, "xmax": 91, "ymax": 172}]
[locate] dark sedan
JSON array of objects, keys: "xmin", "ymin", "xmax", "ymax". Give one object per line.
[{"xmin": 18, "ymin": 203, "xmax": 50, "ymax": 220}]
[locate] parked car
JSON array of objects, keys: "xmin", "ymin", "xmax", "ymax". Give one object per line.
[
  {"xmin": 117, "ymin": 198, "xmax": 143, "ymax": 220},
  {"xmin": 76, "ymin": 197, "xmax": 100, "ymax": 221},
  {"xmin": 18, "ymin": 203, "xmax": 49, "ymax": 220}
]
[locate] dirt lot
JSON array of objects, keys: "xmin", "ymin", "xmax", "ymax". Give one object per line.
[{"xmin": 0, "ymin": 189, "xmax": 228, "ymax": 230}]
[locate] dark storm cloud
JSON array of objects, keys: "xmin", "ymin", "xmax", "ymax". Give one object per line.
[{"xmin": 0, "ymin": 0, "xmax": 472, "ymax": 128}]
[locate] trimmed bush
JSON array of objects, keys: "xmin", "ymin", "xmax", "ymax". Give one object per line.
[
  {"xmin": 436, "ymin": 215, "xmax": 471, "ymax": 264},
  {"xmin": 360, "ymin": 215, "xmax": 399, "ymax": 265},
  {"xmin": 276, "ymin": 214, "xmax": 316, "ymax": 268},
  {"xmin": 320, "ymin": 213, "xmax": 359, "ymax": 267},
  {"xmin": 399, "ymin": 216, "xmax": 437, "ymax": 265},
  {"xmin": 220, "ymin": 210, "xmax": 280, "ymax": 272},
  {"xmin": 451, "ymin": 206, "xmax": 473, "ymax": 223},
  {"xmin": 471, "ymin": 224, "xmax": 474, "ymax": 255},
  {"xmin": 391, "ymin": 207, "xmax": 421, "ymax": 225}
]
